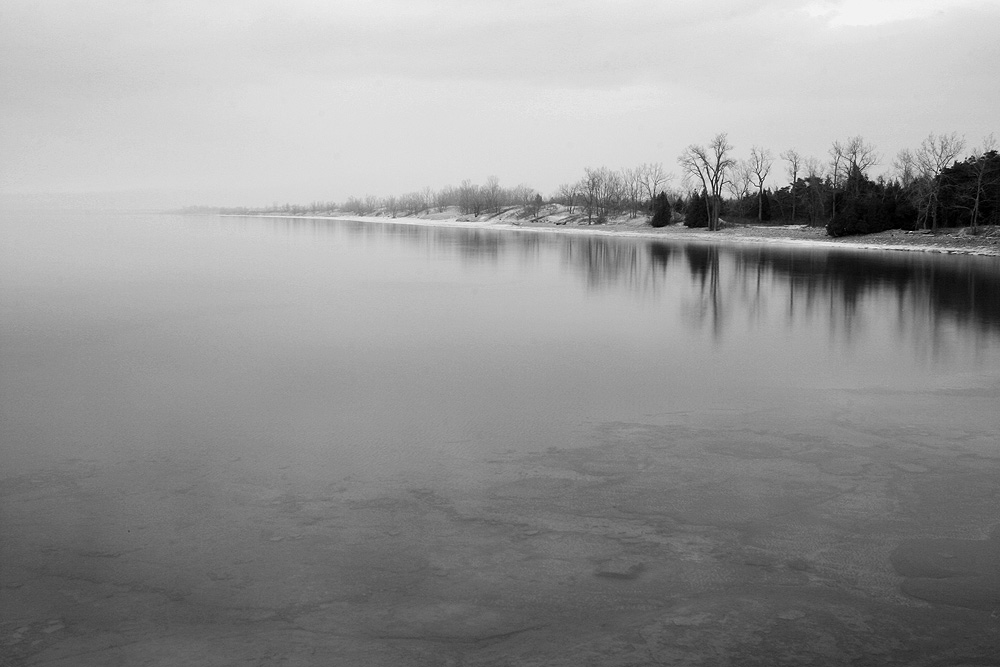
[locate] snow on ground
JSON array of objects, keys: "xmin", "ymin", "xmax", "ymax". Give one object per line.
[{"xmin": 243, "ymin": 206, "xmax": 1000, "ymax": 257}]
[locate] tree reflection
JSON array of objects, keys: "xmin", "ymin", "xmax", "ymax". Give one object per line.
[
  {"xmin": 684, "ymin": 245, "xmax": 723, "ymax": 339},
  {"xmin": 648, "ymin": 242, "xmax": 675, "ymax": 272},
  {"xmin": 266, "ymin": 217, "xmax": 1000, "ymax": 349},
  {"xmin": 683, "ymin": 243, "xmax": 1000, "ymax": 354},
  {"xmin": 560, "ymin": 237, "xmax": 650, "ymax": 291}
]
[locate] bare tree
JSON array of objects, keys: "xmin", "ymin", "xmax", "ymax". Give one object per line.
[
  {"xmin": 802, "ymin": 156, "xmax": 825, "ymax": 225},
  {"xmin": 843, "ymin": 135, "xmax": 880, "ymax": 178},
  {"xmin": 598, "ymin": 167, "xmax": 624, "ymax": 222},
  {"xmin": 343, "ymin": 196, "xmax": 365, "ymax": 215},
  {"xmin": 726, "ymin": 160, "xmax": 753, "ymax": 217},
  {"xmin": 529, "ymin": 193, "xmax": 543, "ymax": 217},
  {"xmin": 364, "ymin": 194, "xmax": 379, "ymax": 216},
  {"xmin": 748, "ymin": 146, "xmax": 774, "ymax": 222},
  {"xmin": 435, "ymin": 185, "xmax": 457, "ymax": 212},
  {"xmin": 400, "ymin": 192, "xmax": 422, "ymax": 216},
  {"xmin": 421, "ymin": 186, "xmax": 434, "ymax": 214},
  {"xmin": 678, "ymin": 133, "xmax": 735, "ymax": 231},
  {"xmin": 780, "ymin": 149, "xmax": 801, "ymax": 222},
  {"xmin": 577, "ymin": 167, "xmax": 624, "ymax": 223},
  {"xmin": 963, "ymin": 134, "xmax": 998, "ymax": 234},
  {"xmin": 637, "ymin": 162, "xmax": 669, "ymax": 210},
  {"xmin": 385, "ymin": 194, "xmax": 399, "ymax": 218},
  {"xmin": 893, "ymin": 149, "xmax": 917, "ymax": 187},
  {"xmin": 483, "ymin": 175, "xmax": 503, "ymax": 214},
  {"xmin": 510, "ymin": 183, "xmax": 535, "ymax": 210},
  {"xmin": 895, "ymin": 148, "xmax": 934, "ymax": 228},
  {"xmin": 621, "ymin": 167, "xmax": 643, "ymax": 218},
  {"xmin": 556, "ymin": 182, "xmax": 579, "ymax": 212},
  {"xmin": 828, "ymin": 136, "xmax": 878, "ymax": 218},
  {"xmin": 580, "ymin": 168, "xmax": 604, "ymax": 223},
  {"xmin": 459, "ymin": 180, "xmax": 483, "ymax": 216},
  {"xmin": 914, "ymin": 132, "xmax": 966, "ymax": 232},
  {"xmin": 828, "ymin": 141, "xmax": 846, "ymax": 220}
]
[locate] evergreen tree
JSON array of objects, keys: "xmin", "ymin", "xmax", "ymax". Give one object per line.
[
  {"xmin": 759, "ymin": 189, "xmax": 772, "ymax": 222},
  {"xmin": 673, "ymin": 196, "xmax": 686, "ymax": 214},
  {"xmin": 685, "ymin": 190, "xmax": 710, "ymax": 228},
  {"xmin": 650, "ymin": 192, "xmax": 672, "ymax": 227},
  {"xmin": 827, "ymin": 171, "xmax": 917, "ymax": 237},
  {"xmin": 939, "ymin": 149, "xmax": 1000, "ymax": 230}
]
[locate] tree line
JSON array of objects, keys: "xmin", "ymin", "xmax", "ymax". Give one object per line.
[
  {"xmin": 216, "ymin": 131, "xmax": 999, "ymax": 237},
  {"xmin": 340, "ymin": 177, "xmax": 544, "ymax": 219},
  {"xmin": 676, "ymin": 132, "xmax": 999, "ymax": 236}
]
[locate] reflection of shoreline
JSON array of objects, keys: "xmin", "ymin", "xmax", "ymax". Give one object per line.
[
  {"xmin": 226, "ymin": 213, "xmax": 1000, "ymax": 257},
  {"xmin": 256, "ymin": 214, "xmax": 1000, "ymax": 344},
  {"xmin": 682, "ymin": 243, "xmax": 1000, "ymax": 347}
]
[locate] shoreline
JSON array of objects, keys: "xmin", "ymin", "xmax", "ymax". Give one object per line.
[{"xmin": 227, "ymin": 212, "xmax": 1000, "ymax": 258}]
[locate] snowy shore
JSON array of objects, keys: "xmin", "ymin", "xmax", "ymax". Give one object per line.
[{"xmin": 235, "ymin": 206, "xmax": 1000, "ymax": 257}]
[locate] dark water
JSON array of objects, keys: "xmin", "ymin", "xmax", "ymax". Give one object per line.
[{"xmin": 3, "ymin": 212, "xmax": 1000, "ymax": 665}]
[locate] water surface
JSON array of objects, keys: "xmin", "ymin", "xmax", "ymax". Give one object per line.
[{"xmin": 3, "ymin": 213, "xmax": 1000, "ymax": 665}]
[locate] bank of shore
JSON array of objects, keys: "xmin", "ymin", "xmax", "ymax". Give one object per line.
[{"xmin": 242, "ymin": 206, "xmax": 1000, "ymax": 257}]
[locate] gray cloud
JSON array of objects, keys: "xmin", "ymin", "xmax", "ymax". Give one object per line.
[{"xmin": 2, "ymin": 0, "xmax": 997, "ymax": 204}]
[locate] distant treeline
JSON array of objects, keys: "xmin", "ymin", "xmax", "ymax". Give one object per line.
[{"xmin": 212, "ymin": 132, "xmax": 999, "ymax": 237}]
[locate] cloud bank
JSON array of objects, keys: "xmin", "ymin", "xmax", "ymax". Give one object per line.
[{"xmin": 2, "ymin": 0, "xmax": 998, "ymax": 205}]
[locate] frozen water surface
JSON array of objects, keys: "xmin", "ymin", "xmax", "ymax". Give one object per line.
[{"xmin": 2, "ymin": 213, "xmax": 1000, "ymax": 665}]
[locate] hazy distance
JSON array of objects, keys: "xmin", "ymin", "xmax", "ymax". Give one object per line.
[{"xmin": 2, "ymin": 0, "xmax": 998, "ymax": 210}]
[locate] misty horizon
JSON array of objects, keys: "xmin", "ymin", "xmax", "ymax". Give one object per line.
[{"xmin": 3, "ymin": 1, "xmax": 999, "ymax": 210}]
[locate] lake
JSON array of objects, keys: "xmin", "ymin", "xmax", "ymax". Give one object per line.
[{"xmin": 2, "ymin": 212, "xmax": 1000, "ymax": 665}]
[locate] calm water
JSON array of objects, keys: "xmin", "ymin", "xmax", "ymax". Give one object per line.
[{"xmin": 3, "ymin": 212, "xmax": 1000, "ymax": 665}]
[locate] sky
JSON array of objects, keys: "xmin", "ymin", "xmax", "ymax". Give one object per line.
[{"xmin": 1, "ymin": 0, "xmax": 998, "ymax": 209}]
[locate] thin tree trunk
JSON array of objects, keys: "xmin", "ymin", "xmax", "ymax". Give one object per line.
[
  {"xmin": 790, "ymin": 182, "xmax": 796, "ymax": 222},
  {"xmin": 930, "ymin": 191, "xmax": 938, "ymax": 233}
]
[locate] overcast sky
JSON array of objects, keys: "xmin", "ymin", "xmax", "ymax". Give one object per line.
[{"xmin": 2, "ymin": 0, "xmax": 998, "ymax": 208}]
